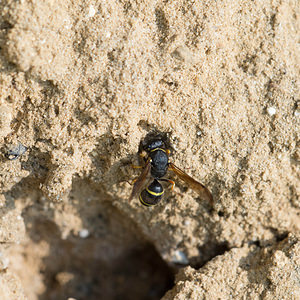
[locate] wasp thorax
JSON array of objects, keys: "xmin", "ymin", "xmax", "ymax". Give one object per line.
[{"xmin": 149, "ymin": 150, "xmax": 168, "ymax": 178}]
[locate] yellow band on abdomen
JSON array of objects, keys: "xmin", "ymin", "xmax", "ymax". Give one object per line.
[
  {"xmin": 146, "ymin": 188, "xmax": 164, "ymax": 197},
  {"xmin": 139, "ymin": 194, "xmax": 153, "ymax": 207}
]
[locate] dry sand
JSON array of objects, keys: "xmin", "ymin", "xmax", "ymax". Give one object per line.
[{"xmin": 0, "ymin": 0, "xmax": 299, "ymax": 299}]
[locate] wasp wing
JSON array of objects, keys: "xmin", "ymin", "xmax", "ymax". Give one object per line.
[
  {"xmin": 168, "ymin": 162, "xmax": 213, "ymax": 205},
  {"xmin": 129, "ymin": 160, "xmax": 151, "ymax": 202}
]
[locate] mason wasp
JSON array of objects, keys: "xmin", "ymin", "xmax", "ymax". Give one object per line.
[{"xmin": 129, "ymin": 134, "xmax": 213, "ymax": 207}]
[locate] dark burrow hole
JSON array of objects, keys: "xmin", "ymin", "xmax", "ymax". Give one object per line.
[
  {"xmin": 15, "ymin": 190, "xmax": 175, "ymax": 300},
  {"xmin": 217, "ymin": 210, "xmax": 224, "ymax": 217},
  {"xmin": 36, "ymin": 235, "xmax": 175, "ymax": 300},
  {"xmin": 17, "ymin": 216, "xmax": 175, "ymax": 300}
]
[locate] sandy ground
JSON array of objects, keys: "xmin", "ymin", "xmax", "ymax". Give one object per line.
[{"xmin": 0, "ymin": 0, "xmax": 299, "ymax": 299}]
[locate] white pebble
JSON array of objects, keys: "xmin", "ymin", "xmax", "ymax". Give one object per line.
[
  {"xmin": 79, "ymin": 229, "xmax": 89, "ymax": 238},
  {"xmin": 87, "ymin": 5, "xmax": 96, "ymax": 18},
  {"xmin": 183, "ymin": 220, "xmax": 190, "ymax": 226},
  {"xmin": 267, "ymin": 107, "xmax": 276, "ymax": 116},
  {"xmin": 171, "ymin": 250, "xmax": 189, "ymax": 264},
  {"xmin": 294, "ymin": 110, "xmax": 300, "ymax": 117}
]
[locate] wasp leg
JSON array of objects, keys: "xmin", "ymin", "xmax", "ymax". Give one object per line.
[
  {"xmin": 126, "ymin": 177, "xmax": 139, "ymax": 186},
  {"xmin": 131, "ymin": 177, "xmax": 139, "ymax": 185},
  {"xmin": 139, "ymin": 150, "xmax": 148, "ymax": 158},
  {"xmin": 159, "ymin": 179, "xmax": 175, "ymax": 190},
  {"xmin": 131, "ymin": 152, "xmax": 148, "ymax": 168},
  {"xmin": 168, "ymin": 179, "xmax": 175, "ymax": 190},
  {"xmin": 131, "ymin": 164, "xmax": 143, "ymax": 169}
]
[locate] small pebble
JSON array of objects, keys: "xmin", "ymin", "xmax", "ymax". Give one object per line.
[
  {"xmin": 183, "ymin": 220, "xmax": 190, "ymax": 226},
  {"xmin": 79, "ymin": 229, "xmax": 89, "ymax": 238},
  {"xmin": 87, "ymin": 5, "xmax": 96, "ymax": 18},
  {"xmin": 6, "ymin": 142, "xmax": 27, "ymax": 160},
  {"xmin": 171, "ymin": 250, "xmax": 189, "ymax": 264},
  {"xmin": 267, "ymin": 107, "xmax": 276, "ymax": 116}
]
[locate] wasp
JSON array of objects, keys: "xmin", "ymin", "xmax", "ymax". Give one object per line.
[{"xmin": 129, "ymin": 135, "xmax": 213, "ymax": 207}]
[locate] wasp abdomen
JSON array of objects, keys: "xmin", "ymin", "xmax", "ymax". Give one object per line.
[{"xmin": 139, "ymin": 179, "xmax": 164, "ymax": 206}]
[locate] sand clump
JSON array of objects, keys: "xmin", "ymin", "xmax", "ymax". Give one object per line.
[
  {"xmin": 0, "ymin": 0, "xmax": 299, "ymax": 299},
  {"xmin": 163, "ymin": 234, "xmax": 300, "ymax": 300}
]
